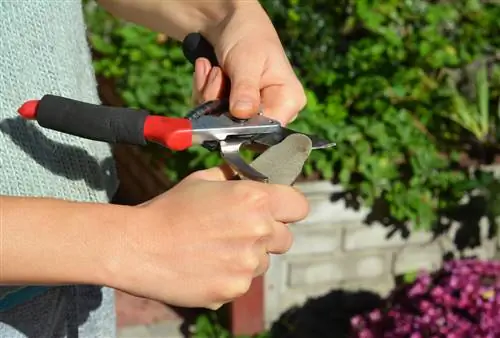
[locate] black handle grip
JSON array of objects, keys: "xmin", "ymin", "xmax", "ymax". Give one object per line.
[
  {"xmin": 35, "ymin": 95, "xmax": 149, "ymax": 145},
  {"xmin": 182, "ymin": 33, "xmax": 220, "ymax": 67}
]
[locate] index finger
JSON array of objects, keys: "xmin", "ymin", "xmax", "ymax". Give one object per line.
[
  {"xmin": 189, "ymin": 168, "xmax": 309, "ymax": 223},
  {"xmin": 263, "ymin": 184, "xmax": 309, "ymax": 223},
  {"xmin": 261, "ymin": 83, "xmax": 307, "ymax": 126},
  {"xmin": 187, "ymin": 164, "xmax": 236, "ymax": 182}
]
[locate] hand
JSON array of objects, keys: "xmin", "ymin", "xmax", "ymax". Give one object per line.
[
  {"xmin": 201, "ymin": 2, "xmax": 307, "ymax": 125},
  {"xmin": 110, "ymin": 167, "xmax": 309, "ymax": 310}
]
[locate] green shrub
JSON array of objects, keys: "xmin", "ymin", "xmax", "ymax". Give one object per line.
[
  {"xmin": 84, "ymin": 0, "xmax": 500, "ymax": 231},
  {"xmin": 264, "ymin": 0, "xmax": 500, "ymax": 228}
]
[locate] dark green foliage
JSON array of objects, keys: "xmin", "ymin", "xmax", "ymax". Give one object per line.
[{"xmin": 84, "ymin": 0, "xmax": 500, "ymax": 231}]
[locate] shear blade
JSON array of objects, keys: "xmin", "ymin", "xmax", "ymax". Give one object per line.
[{"xmin": 251, "ymin": 127, "xmax": 335, "ymax": 150}]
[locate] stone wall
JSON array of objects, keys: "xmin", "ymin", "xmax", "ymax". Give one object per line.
[{"xmin": 264, "ymin": 180, "xmax": 500, "ymax": 327}]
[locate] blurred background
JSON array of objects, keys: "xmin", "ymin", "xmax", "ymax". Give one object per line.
[{"xmin": 83, "ymin": 0, "xmax": 500, "ymax": 337}]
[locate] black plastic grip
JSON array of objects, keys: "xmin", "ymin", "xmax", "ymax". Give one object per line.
[
  {"xmin": 36, "ymin": 95, "xmax": 149, "ymax": 145},
  {"xmin": 182, "ymin": 33, "xmax": 220, "ymax": 67}
]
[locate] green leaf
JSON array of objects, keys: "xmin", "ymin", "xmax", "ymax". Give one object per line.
[
  {"xmin": 403, "ymin": 270, "xmax": 418, "ymax": 284},
  {"xmin": 89, "ymin": 34, "xmax": 116, "ymax": 55}
]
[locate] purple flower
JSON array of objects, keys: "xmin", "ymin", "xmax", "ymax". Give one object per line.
[{"xmin": 350, "ymin": 259, "xmax": 500, "ymax": 337}]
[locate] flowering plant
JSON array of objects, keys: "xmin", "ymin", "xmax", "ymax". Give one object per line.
[{"xmin": 351, "ymin": 259, "xmax": 500, "ymax": 337}]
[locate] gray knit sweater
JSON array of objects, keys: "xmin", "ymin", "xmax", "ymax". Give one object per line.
[{"xmin": 0, "ymin": 0, "xmax": 118, "ymax": 309}]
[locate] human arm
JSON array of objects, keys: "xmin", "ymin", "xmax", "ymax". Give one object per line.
[
  {"xmin": 0, "ymin": 167, "xmax": 308, "ymax": 309},
  {"xmin": 0, "ymin": 196, "xmax": 130, "ymax": 286},
  {"xmin": 95, "ymin": 0, "xmax": 258, "ymax": 42},
  {"xmin": 95, "ymin": 0, "xmax": 307, "ymax": 125}
]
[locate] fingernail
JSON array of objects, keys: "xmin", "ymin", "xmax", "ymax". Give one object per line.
[
  {"xmin": 195, "ymin": 61, "xmax": 209, "ymax": 90},
  {"xmin": 208, "ymin": 67, "xmax": 219, "ymax": 84},
  {"xmin": 195, "ymin": 59, "xmax": 206, "ymax": 75},
  {"xmin": 233, "ymin": 99, "xmax": 255, "ymax": 112},
  {"xmin": 202, "ymin": 63, "xmax": 209, "ymax": 78}
]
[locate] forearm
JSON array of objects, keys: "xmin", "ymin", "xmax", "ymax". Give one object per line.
[
  {"xmin": 96, "ymin": 0, "xmax": 262, "ymax": 41},
  {"xmin": 0, "ymin": 196, "xmax": 132, "ymax": 286}
]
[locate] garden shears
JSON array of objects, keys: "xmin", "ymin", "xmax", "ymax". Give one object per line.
[{"xmin": 16, "ymin": 33, "xmax": 335, "ymax": 182}]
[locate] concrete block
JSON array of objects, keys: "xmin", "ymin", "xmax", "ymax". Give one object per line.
[
  {"xmin": 393, "ymin": 243, "xmax": 442, "ymax": 275},
  {"xmin": 148, "ymin": 322, "xmax": 184, "ymax": 338},
  {"xmin": 287, "ymin": 252, "xmax": 388, "ymax": 287},
  {"xmin": 294, "ymin": 181, "xmax": 340, "ymax": 195},
  {"xmin": 287, "ymin": 230, "xmax": 341, "ymax": 255},
  {"xmin": 480, "ymin": 164, "xmax": 500, "ymax": 177},
  {"xmin": 439, "ymin": 236, "xmax": 460, "ymax": 256},
  {"xmin": 290, "ymin": 220, "xmax": 358, "ymax": 232},
  {"xmin": 439, "ymin": 236, "xmax": 497, "ymax": 260},
  {"xmin": 294, "ymin": 194, "xmax": 368, "ymax": 226},
  {"xmin": 118, "ymin": 326, "xmax": 151, "ymax": 338},
  {"xmin": 341, "ymin": 277, "xmax": 395, "ymax": 298},
  {"xmin": 278, "ymin": 291, "xmax": 308, "ymax": 314},
  {"xmin": 265, "ymin": 254, "xmax": 287, "ymax": 326},
  {"xmin": 288, "ymin": 260, "xmax": 344, "ymax": 286},
  {"xmin": 462, "ymin": 240, "xmax": 497, "ymax": 259},
  {"xmin": 349, "ymin": 253, "xmax": 388, "ymax": 279},
  {"xmin": 344, "ymin": 223, "xmax": 432, "ymax": 250}
]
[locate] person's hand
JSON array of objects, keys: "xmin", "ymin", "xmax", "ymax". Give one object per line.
[
  {"xmin": 200, "ymin": 2, "xmax": 307, "ymax": 125},
  {"xmin": 108, "ymin": 167, "xmax": 309, "ymax": 310}
]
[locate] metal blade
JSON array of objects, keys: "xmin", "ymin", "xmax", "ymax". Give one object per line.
[
  {"xmin": 251, "ymin": 127, "xmax": 336, "ymax": 150},
  {"xmin": 220, "ymin": 140, "xmax": 269, "ymax": 182}
]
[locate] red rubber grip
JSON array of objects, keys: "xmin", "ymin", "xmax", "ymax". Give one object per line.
[
  {"xmin": 143, "ymin": 115, "xmax": 193, "ymax": 151},
  {"xmin": 18, "ymin": 100, "xmax": 40, "ymax": 119}
]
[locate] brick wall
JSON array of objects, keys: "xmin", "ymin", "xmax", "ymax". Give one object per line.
[{"xmin": 264, "ymin": 180, "xmax": 500, "ymax": 327}]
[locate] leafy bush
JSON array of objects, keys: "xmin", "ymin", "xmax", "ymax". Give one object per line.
[
  {"xmin": 351, "ymin": 259, "xmax": 500, "ymax": 337},
  {"xmin": 84, "ymin": 0, "xmax": 500, "ymax": 231},
  {"xmin": 264, "ymin": 0, "xmax": 500, "ymax": 230}
]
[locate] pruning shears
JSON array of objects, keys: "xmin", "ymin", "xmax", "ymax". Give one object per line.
[{"xmin": 17, "ymin": 33, "xmax": 335, "ymax": 182}]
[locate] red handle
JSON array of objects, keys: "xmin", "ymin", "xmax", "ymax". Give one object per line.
[
  {"xmin": 18, "ymin": 100, "xmax": 40, "ymax": 119},
  {"xmin": 18, "ymin": 95, "xmax": 193, "ymax": 151},
  {"xmin": 143, "ymin": 115, "xmax": 193, "ymax": 151}
]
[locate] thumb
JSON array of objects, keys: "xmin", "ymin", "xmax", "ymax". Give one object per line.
[
  {"xmin": 186, "ymin": 164, "xmax": 236, "ymax": 182},
  {"xmin": 225, "ymin": 58, "xmax": 262, "ymax": 119}
]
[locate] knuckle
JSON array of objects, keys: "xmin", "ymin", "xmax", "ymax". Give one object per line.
[
  {"xmin": 186, "ymin": 170, "xmax": 204, "ymax": 180},
  {"xmin": 234, "ymin": 80, "xmax": 253, "ymax": 92},
  {"xmin": 207, "ymin": 303, "xmax": 224, "ymax": 311},
  {"xmin": 297, "ymin": 88, "xmax": 307, "ymax": 109},
  {"xmin": 234, "ymin": 78, "xmax": 259, "ymax": 93},
  {"xmin": 253, "ymin": 223, "xmax": 272, "ymax": 238},
  {"xmin": 240, "ymin": 253, "xmax": 260, "ymax": 272},
  {"xmin": 202, "ymin": 92, "xmax": 213, "ymax": 102},
  {"xmin": 268, "ymin": 231, "xmax": 294, "ymax": 255},
  {"xmin": 233, "ymin": 182, "xmax": 270, "ymax": 209},
  {"xmin": 221, "ymin": 277, "xmax": 252, "ymax": 300},
  {"xmin": 297, "ymin": 198, "xmax": 310, "ymax": 220},
  {"xmin": 256, "ymin": 255, "xmax": 270, "ymax": 276},
  {"xmin": 283, "ymin": 83, "xmax": 307, "ymax": 112},
  {"xmin": 281, "ymin": 230, "xmax": 294, "ymax": 253},
  {"xmin": 291, "ymin": 189, "xmax": 310, "ymax": 220}
]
